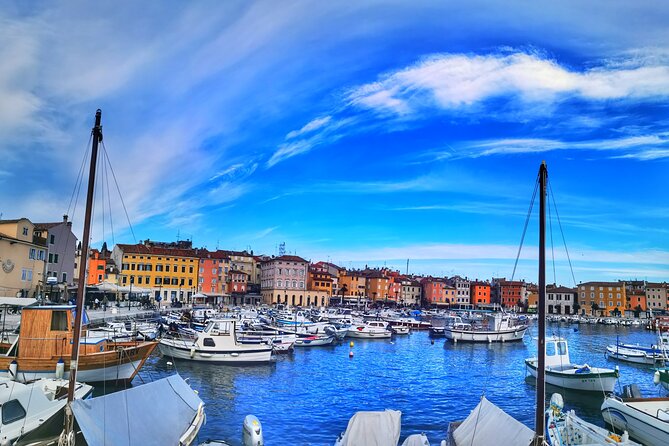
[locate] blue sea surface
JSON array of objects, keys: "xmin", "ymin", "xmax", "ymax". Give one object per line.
[{"xmin": 127, "ymin": 323, "xmax": 667, "ymax": 445}]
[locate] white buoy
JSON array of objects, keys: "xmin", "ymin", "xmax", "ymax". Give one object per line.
[
  {"xmin": 55, "ymin": 359, "xmax": 65, "ymax": 379},
  {"xmin": 190, "ymin": 346, "xmax": 196, "ymax": 358},
  {"xmin": 8, "ymin": 361, "xmax": 17, "ymax": 381},
  {"xmin": 654, "ymin": 370, "xmax": 660, "ymax": 385}
]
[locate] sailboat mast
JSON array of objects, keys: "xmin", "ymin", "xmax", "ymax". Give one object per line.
[
  {"xmin": 534, "ymin": 161, "xmax": 547, "ymax": 442},
  {"xmin": 67, "ymin": 109, "xmax": 103, "ymax": 402}
]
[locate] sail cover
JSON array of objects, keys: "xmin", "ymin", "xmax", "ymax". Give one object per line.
[
  {"xmin": 71, "ymin": 374, "xmax": 202, "ymax": 446},
  {"xmin": 337, "ymin": 410, "xmax": 402, "ymax": 446},
  {"xmin": 453, "ymin": 397, "xmax": 534, "ymax": 446}
]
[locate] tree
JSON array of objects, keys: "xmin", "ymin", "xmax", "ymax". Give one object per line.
[
  {"xmin": 633, "ymin": 304, "xmax": 643, "ymax": 318},
  {"xmin": 573, "ymin": 301, "xmax": 581, "ymax": 315},
  {"xmin": 339, "ymin": 284, "xmax": 348, "ymax": 306},
  {"xmin": 591, "ymin": 302, "xmax": 600, "ymax": 316}
]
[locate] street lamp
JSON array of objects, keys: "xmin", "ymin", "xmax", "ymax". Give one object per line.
[{"xmin": 129, "ymin": 276, "xmax": 134, "ymax": 311}]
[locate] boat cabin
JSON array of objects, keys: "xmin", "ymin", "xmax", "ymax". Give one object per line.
[
  {"xmin": 545, "ymin": 337, "xmax": 572, "ymax": 368},
  {"xmin": 13, "ymin": 306, "xmax": 107, "ymax": 359}
]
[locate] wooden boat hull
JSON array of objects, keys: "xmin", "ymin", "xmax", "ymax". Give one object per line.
[
  {"xmin": 445, "ymin": 325, "xmax": 527, "ymax": 343},
  {"xmin": 0, "ymin": 341, "xmax": 157, "ymax": 384},
  {"xmin": 525, "ymin": 359, "xmax": 619, "ymax": 392}
]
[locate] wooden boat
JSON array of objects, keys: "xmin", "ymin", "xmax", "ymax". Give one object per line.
[
  {"xmin": 0, "ymin": 305, "xmax": 156, "ymax": 383},
  {"xmin": 526, "ymin": 336, "xmax": 619, "ymax": 393}
]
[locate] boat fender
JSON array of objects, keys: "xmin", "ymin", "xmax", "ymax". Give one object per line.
[
  {"xmin": 190, "ymin": 346, "xmax": 196, "ymax": 358},
  {"xmin": 349, "ymin": 350, "xmax": 354, "ymax": 358},
  {"xmin": 654, "ymin": 370, "xmax": 660, "ymax": 385},
  {"xmin": 55, "ymin": 358, "xmax": 65, "ymax": 379},
  {"xmin": 8, "ymin": 360, "xmax": 17, "ymax": 381},
  {"xmin": 349, "ymin": 341, "xmax": 354, "ymax": 348}
]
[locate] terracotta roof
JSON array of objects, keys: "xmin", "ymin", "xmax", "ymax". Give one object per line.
[
  {"xmin": 116, "ymin": 243, "xmax": 198, "ymax": 258},
  {"xmin": 33, "ymin": 222, "xmax": 63, "ymax": 230},
  {"xmin": 228, "ymin": 269, "xmax": 250, "ymax": 276},
  {"xmin": 0, "ymin": 218, "xmax": 28, "ymax": 224},
  {"xmin": 264, "ymin": 255, "xmax": 308, "ymax": 263},
  {"xmin": 547, "ymin": 286, "xmax": 577, "ymax": 294},
  {"xmin": 578, "ymin": 281, "xmax": 624, "ymax": 287}
]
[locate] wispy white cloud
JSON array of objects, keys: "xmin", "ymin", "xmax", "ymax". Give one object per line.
[
  {"xmin": 286, "ymin": 116, "xmax": 331, "ymax": 139},
  {"xmin": 253, "ymin": 226, "xmax": 279, "ymax": 239}
]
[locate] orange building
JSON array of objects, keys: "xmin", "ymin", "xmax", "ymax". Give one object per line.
[
  {"xmin": 629, "ymin": 292, "xmax": 647, "ymax": 312},
  {"xmin": 470, "ymin": 282, "xmax": 491, "ymax": 306},
  {"xmin": 421, "ymin": 278, "xmax": 455, "ymax": 306},
  {"xmin": 365, "ymin": 273, "xmax": 390, "ymax": 302},
  {"xmin": 338, "ymin": 271, "xmax": 367, "ymax": 299},
  {"xmin": 497, "ymin": 280, "xmax": 526, "ymax": 309},
  {"xmin": 227, "ymin": 270, "xmax": 249, "ymax": 294},
  {"xmin": 577, "ymin": 281, "xmax": 626, "ymax": 316},
  {"xmin": 87, "ymin": 249, "xmax": 107, "ymax": 285}
]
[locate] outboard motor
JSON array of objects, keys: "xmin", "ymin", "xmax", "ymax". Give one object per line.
[
  {"xmin": 242, "ymin": 415, "xmax": 263, "ymax": 446},
  {"xmin": 622, "ymin": 383, "xmax": 642, "ymax": 399}
]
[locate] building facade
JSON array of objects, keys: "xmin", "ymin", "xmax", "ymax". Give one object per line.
[
  {"xmin": 449, "ymin": 276, "xmax": 471, "ymax": 306},
  {"xmin": 260, "ymin": 255, "xmax": 312, "ymax": 306},
  {"xmin": 646, "ymin": 283, "xmax": 668, "ymax": 311},
  {"xmin": 470, "ymin": 282, "xmax": 491, "ymax": 306},
  {"xmin": 577, "ymin": 281, "xmax": 626, "ymax": 316},
  {"xmin": 0, "ymin": 218, "xmax": 47, "ymax": 298},
  {"xmin": 546, "ymin": 286, "xmax": 576, "ymax": 314}
]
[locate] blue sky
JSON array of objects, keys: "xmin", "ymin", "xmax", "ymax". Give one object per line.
[{"xmin": 1, "ymin": 1, "xmax": 668, "ymax": 285}]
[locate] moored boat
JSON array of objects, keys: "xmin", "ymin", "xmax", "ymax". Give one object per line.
[
  {"xmin": 526, "ymin": 336, "xmax": 619, "ymax": 393},
  {"xmin": 601, "ymin": 386, "xmax": 669, "ymax": 445},
  {"xmin": 444, "ymin": 312, "xmax": 527, "ymax": 343},
  {"xmin": 347, "ymin": 320, "xmax": 392, "ymax": 339},
  {"xmin": 294, "ymin": 334, "xmax": 335, "ymax": 347},
  {"xmin": 159, "ymin": 318, "xmax": 273, "ymax": 363}
]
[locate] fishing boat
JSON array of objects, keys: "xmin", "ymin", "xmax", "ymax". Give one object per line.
[
  {"xmin": 601, "ymin": 386, "xmax": 669, "ymax": 445},
  {"xmin": 0, "ymin": 305, "xmax": 156, "ymax": 383},
  {"xmin": 0, "ymin": 376, "xmax": 92, "ymax": 445},
  {"xmin": 444, "ymin": 312, "xmax": 528, "ymax": 343},
  {"xmin": 159, "ymin": 318, "xmax": 273, "ymax": 363},
  {"xmin": 526, "ymin": 336, "xmax": 619, "ymax": 392},
  {"xmin": 346, "ymin": 320, "xmax": 392, "ymax": 339}
]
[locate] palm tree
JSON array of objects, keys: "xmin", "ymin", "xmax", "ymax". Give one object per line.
[{"xmin": 339, "ymin": 284, "xmax": 348, "ymax": 306}]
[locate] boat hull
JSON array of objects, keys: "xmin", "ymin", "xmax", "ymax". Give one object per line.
[
  {"xmin": 601, "ymin": 396, "xmax": 669, "ymax": 446},
  {"xmin": 445, "ymin": 326, "xmax": 527, "ymax": 343},
  {"xmin": 0, "ymin": 341, "xmax": 157, "ymax": 384},
  {"xmin": 346, "ymin": 330, "xmax": 392, "ymax": 339},
  {"xmin": 525, "ymin": 359, "xmax": 618, "ymax": 392},
  {"xmin": 606, "ymin": 345, "xmax": 657, "ymax": 365},
  {"xmin": 294, "ymin": 336, "xmax": 334, "ymax": 347},
  {"xmin": 158, "ymin": 339, "xmax": 272, "ymax": 363}
]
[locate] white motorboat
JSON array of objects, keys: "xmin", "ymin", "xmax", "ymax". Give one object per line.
[
  {"xmin": 159, "ymin": 319, "xmax": 273, "ymax": 363},
  {"xmin": 601, "ymin": 388, "xmax": 669, "ymax": 445},
  {"xmin": 0, "ymin": 376, "xmax": 92, "ymax": 445},
  {"xmin": 237, "ymin": 331, "xmax": 296, "ymax": 353},
  {"xmin": 444, "ymin": 313, "xmax": 528, "ymax": 343},
  {"xmin": 526, "ymin": 337, "xmax": 619, "ymax": 392},
  {"xmin": 294, "ymin": 334, "xmax": 335, "ymax": 347},
  {"xmin": 546, "ymin": 393, "xmax": 638, "ymax": 446},
  {"xmin": 347, "ymin": 321, "xmax": 392, "ymax": 339},
  {"xmin": 386, "ymin": 317, "xmax": 431, "ymax": 331},
  {"xmin": 391, "ymin": 326, "xmax": 410, "ymax": 335},
  {"xmin": 606, "ymin": 344, "xmax": 659, "ymax": 365}
]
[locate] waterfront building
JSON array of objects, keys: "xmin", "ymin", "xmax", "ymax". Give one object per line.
[
  {"xmin": 470, "ymin": 281, "xmax": 491, "ymax": 306},
  {"xmin": 628, "ymin": 292, "xmax": 647, "ymax": 312},
  {"xmin": 496, "ymin": 280, "xmax": 526, "ymax": 310},
  {"xmin": 526, "ymin": 288, "xmax": 538, "ymax": 313},
  {"xmin": 421, "ymin": 277, "xmax": 455, "ymax": 306},
  {"xmin": 33, "ymin": 215, "xmax": 78, "ymax": 299},
  {"xmin": 578, "ymin": 281, "xmax": 626, "ymax": 316},
  {"xmin": 112, "ymin": 240, "xmax": 199, "ymax": 303},
  {"xmin": 260, "ymin": 255, "xmax": 315, "ymax": 306},
  {"xmin": 338, "ymin": 270, "xmax": 367, "ymax": 300},
  {"xmin": 546, "ymin": 286, "xmax": 577, "ymax": 315},
  {"xmin": 400, "ymin": 278, "xmax": 421, "ymax": 306},
  {"xmin": 221, "ymin": 250, "xmax": 259, "ymax": 285},
  {"xmin": 308, "ymin": 263, "xmax": 334, "ymax": 296},
  {"xmin": 313, "ymin": 261, "xmax": 342, "ymax": 295},
  {"xmin": 87, "ymin": 248, "xmax": 107, "ymax": 285},
  {"xmin": 198, "ymin": 253, "xmax": 225, "ymax": 295},
  {"xmin": 227, "ymin": 270, "xmax": 249, "ymax": 295},
  {"xmin": 0, "ymin": 218, "xmax": 47, "ymax": 298},
  {"xmin": 364, "ymin": 271, "xmax": 390, "ymax": 303},
  {"xmin": 448, "ymin": 275, "xmax": 471, "ymax": 306},
  {"xmin": 646, "ymin": 283, "xmax": 668, "ymax": 311}
]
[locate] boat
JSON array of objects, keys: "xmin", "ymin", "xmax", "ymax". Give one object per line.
[
  {"xmin": 346, "ymin": 320, "xmax": 392, "ymax": 339},
  {"xmin": 391, "ymin": 326, "xmax": 410, "ymax": 335},
  {"xmin": 0, "ymin": 305, "xmax": 157, "ymax": 383},
  {"xmin": 546, "ymin": 393, "xmax": 639, "ymax": 445},
  {"xmin": 237, "ymin": 331, "xmax": 296, "ymax": 353},
  {"xmin": 444, "ymin": 312, "xmax": 528, "ymax": 343},
  {"xmin": 294, "ymin": 334, "xmax": 335, "ymax": 347},
  {"xmin": 0, "ymin": 376, "xmax": 92, "ymax": 445},
  {"xmin": 655, "ymin": 367, "xmax": 669, "ymax": 391},
  {"xmin": 158, "ymin": 318, "xmax": 273, "ymax": 363},
  {"xmin": 606, "ymin": 333, "xmax": 669, "ymax": 365},
  {"xmin": 334, "ymin": 409, "xmax": 430, "ymax": 446},
  {"xmin": 386, "ymin": 317, "xmax": 431, "ymax": 331},
  {"xmin": 601, "ymin": 384, "xmax": 669, "ymax": 445},
  {"xmin": 526, "ymin": 336, "xmax": 619, "ymax": 392}
]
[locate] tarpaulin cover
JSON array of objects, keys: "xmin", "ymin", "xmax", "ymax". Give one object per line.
[
  {"xmin": 337, "ymin": 410, "xmax": 401, "ymax": 446},
  {"xmin": 453, "ymin": 396, "xmax": 534, "ymax": 446},
  {"xmin": 71, "ymin": 374, "xmax": 202, "ymax": 446}
]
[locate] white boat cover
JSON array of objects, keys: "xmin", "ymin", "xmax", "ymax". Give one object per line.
[
  {"xmin": 337, "ymin": 410, "xmax": 402, "ymax": 446},
  {"xmin": 71, "ymin": 374, "xmax": 202, "ymax": 446},
  {"xmin": 453, "ymin": 397, "xmax": 534, "ymax": 446},
  {"xmin": 401, "ymin": 433, "xmax": 430, "ymax": 446}
]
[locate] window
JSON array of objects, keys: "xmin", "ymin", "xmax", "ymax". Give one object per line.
[
  {"xmin": 21, "ymin": 269, "xmax": 33, "ymax": 281},
  {"xmin": 48, "ymin": 253, "xmax": 53, "ymax": 263},
  {"xmin": 131, "ymin": 264, "xmax": 136, "ymax": 271},
  {"xmin": 51, "ymin": 311, "xmax": 68, "ymax": 331},
  {"xmin": 188, "ymin": 279, "xmax": 193, "ymax": 286},
  {"xmin": 38, "ymin": 250, "xmax": 45, "ymax": 260},
  {"xmin": 181, "ymin": 266, "xmax": 185, "ymax": 273},
  {"xmin": 277, "ymin": 280, "xmax": 282, "ymax": 287},
  {"xmin": 166, "ymin": 265, "xmax": 170, "ymax": 272},
  {"xmin": 2, "ymin": 399, "xmax": 26, "ymax": 425},
  {"xmin": 22, "ymin": 227, "xmax": 28, "ymax": 236},
  {"xmin": 199, "ymin": 267, "xmax": 204, "ymax": 274},
  {"xmin": 62, "ymin": 273, "xmax": 67, "ymax": 283},
  {"xmin": 29, "ymin": 248, "xmax": 36, "ymax": 259},
  {"xmin": 203, "ymin": 338, "xmax": 216, "ymax": 347}
]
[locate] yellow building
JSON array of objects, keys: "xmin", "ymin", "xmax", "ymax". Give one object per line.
[
  {"xmin": 578, "ymin": 281, "xmax": 626, "ymax": 316},
  {"xmin": 0, "ymin": 218, "xmax": 47, "ymax": 298},
  {"xmin": 112, "ymin": 241, "xmax": 199, "ymax": 303},
  {"xmin": 308, "ymin": 265, "xmax": 334, "ymax": 296},
  {"xmin": 338, "ymin": 271, "xmax": 367, "ymax": 298}
]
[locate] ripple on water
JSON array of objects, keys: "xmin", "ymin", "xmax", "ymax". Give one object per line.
[{"xmin": 126, "ymin": 323, "xmax": 667, "ymax": 445}]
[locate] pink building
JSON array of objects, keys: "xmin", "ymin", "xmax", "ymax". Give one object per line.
[
  {"xmin": 260, "ymin": 255, "xmax": 309, "ymax": 305},
  {"xmin": 421, "ymin": 278, "xmax": 456, "ymax": 306}
]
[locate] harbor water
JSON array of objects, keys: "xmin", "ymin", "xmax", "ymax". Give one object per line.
[{"xmin": 127, "ymin": 322, "xmax": 666, "ymax": 445}]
